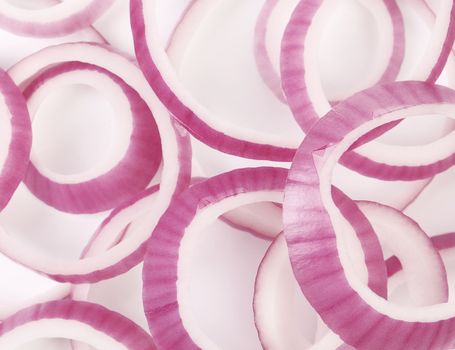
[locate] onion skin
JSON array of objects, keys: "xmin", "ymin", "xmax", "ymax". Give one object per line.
[{"xmin": 284, "ymin": 81, "xmax": 455, "ymax": 350}]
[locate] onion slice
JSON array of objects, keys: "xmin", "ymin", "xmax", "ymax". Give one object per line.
[
  {"xmin": 130, "ymin": 0, "xmax": 298, "ymax": 161},
  {"xmin": 257, "ymin": 199, "xmax": 447, "ymax": 349},
  {"xmin": 387, "ymin": 232, "xmax": 455, "ymax": 277},
  {"xmin": 254, "ymin": 0, "xmax": 289, "ymax": 103},
  {"xmin": 21, "ymin": 61, "xmax": 162, "ymax": 214},
  {"xmin": 0, "ymin": 0, "xmax": 115, "ymax": 37},
  {"xmin": 0, "ymin": 68, "xmax": 31, "ymax": 212},
  {"xmin": 280, "ymin": 0, "xmax": 405, "ymax": 132},
  {"xmin": 0, "ymin": 284, "xmax": 71, "ymax": 320},
  {"xmin": 255, "ymin": 0, "xmax": 404, "ymax": 104},
  {"xmin": 0, "ymin": 42, "xmax": 190, "ymax": 283},
  {"xmin": 357, "ymin": 201, "xmax": 448, "ymax": 305},
  {"xmin": 220, "ymin": 201, "xmax": 283, "ymax": 240},
  {"xmin": 143, "ymin": 167, "xmax": 287, "ymax": 349},
  {"xmin": 284, "ymin": 81, "xmax": 455, "ymax": 350},
  {"xmin": 162, "ymin": 0, "xmax": 454, "ymax": 183},
  {"xmin": 0, "ymin": 300, "xmax": 156, "ymax": 349}
]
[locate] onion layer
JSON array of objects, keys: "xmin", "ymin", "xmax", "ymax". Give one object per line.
[
  {"xmin": 0, "ymin": 0, "xmax": 115, "ymax": 37},
  {"xmin": 143, "ymin": 167, "xmax": 287, "ymax": 349},
  {"xmin": 0, "ymin": 300, "xmax": 156, "ymax": 349},
  {"xmin": 21, "ymin": 61, "xmax": 162, "ymax": 214},
  {"xmin": 284, "ymin": 81, "xmax": 455, "ymax": 350},
  {"xmin": 0, "ymin": 68, "xmax": 31, "ymax": 212},
  {"xmin": 0, "ymin": 42, "xmax": 190, "ymax": 283}
]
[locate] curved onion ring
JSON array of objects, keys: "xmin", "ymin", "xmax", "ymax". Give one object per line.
[
  {"xmin": 0, "ymin": 0, "xmax": 115, "ymax": 38},
  {"xmin": 284, "ymin": 81, "xmax": 455, "ymax": 350},
  {"xmin": 144, "ymin": 167, "xmax": 287, "ymax": 349},
  {"xmin": 0, "ymin": 68, "xmax": 31, "ymax": 212},
  {"xmin": 0, "ymin": 300, "xmax": 156, "ymax": 349},
  {"xmin": 257, "ymin": 200, "xmax": 447, "ymax": 349},
  {"xmin": 21, "ymin": 61, "xmax": 162, "ymax": 214},
  {"xmin": 255, "ymin": 0, "xmax": 404, "ymax": 103},
  {"xmin": 143, "ymin": 167, "xmax": 388, "ymax": 349},
  {"xmin": 0, "ymin": 284, "xmax": 71, "ymax": 320},
  {"xmin": 131, "ymin": 0, "xmax": 298, "ymax": 161},
  {"xmin": 0, "ymin": 42, "xmax": 190, "ymax": 283},
  {"xmin": 136, "ymin": 0, "xmax": 455, "ymax": 184},
  {"xmin": 281, "ymin": 0, "xmax": 454, "ymax": 132}
]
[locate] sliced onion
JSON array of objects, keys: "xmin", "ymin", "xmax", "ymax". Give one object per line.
[
  {"xmin": 190, "ymin": 176, "xmax": 284, "ymax": 241},
  {"xmin": 387, "ymin": 232, "xmax": 455, "ymax": 278},
  {"xmin": 254, "ymin": 234, "xmax": 314, "ymax": 349},
  {"xmin": 284, "ymin": 81, "xmax": 455, "ymax": 350},
  {"xmin": 19, "ymin": 61, "xmax": 162, "ymax": 214},
  {"xmin": 143, "ymin": 167, "xmax": 287, "ymax": 349},
  {"xmin": 256, "ymin": 0, "xmax": 404, "ymax": 104},
  {"xmin": 280, "ymin": 0, "xmax": 405, "ymax": 132},
  {"xmin": 331, "ymin": 187, "xmax": 387, "ymax": 297},
  {"xmin": 220, "ymin": 201, "xmax": 283, "ymax": 240},
  {"xmin": 257, "ymin": 198, "xmax": 447, "ymax": 349},
  {"xmin": 0, "ymin": 68, "xmax": 31, "ymax": 211},
  {"xmin": 0, "ymin": 42, "xmax": 190, "ymax": 283},
  {"xmin": 254, "ymin": 0, "xmax": 289, "ymax": 103},
  {"xmin": 0, "ymin": 300, "xmax": 156, "ymax": 349},
  {"xmin": 0, "ymin": 284, "xmax": 71, "ymax": 320},
  {"xmin": 130, "ymin": 0, "xmax": 298, "ymax": 161},
  {"xmin": 357, "ymin": 201, "xmax": 447, "ymax": 305},
  {"xmin": 162, "ymin": 0, "xmax": 454, "ymax": 184},
  {"xmin": 281, "ymin": 0, "xmax": 455, "ymax": 131},
  {"xmin": 0, "ymin": 0, "xmax": 115, "ymax": 37}
]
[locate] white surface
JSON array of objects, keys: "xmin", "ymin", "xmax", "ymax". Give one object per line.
[{"xmin": 0, "ymin": 0, "xmax": 453, "ymax": 349}]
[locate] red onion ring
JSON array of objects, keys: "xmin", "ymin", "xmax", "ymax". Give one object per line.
[
  {"xmin": 220, "ymin": 201, "xmax": 283, "ymax": 240},
  {"xmin": 139, "ymin": 0, "xmax": 455, "ymax": 185},
  {"xmin": 387, "ymin": 232, "xmax": 455, "ymax": 278},
  {"xmin": 0, "ymin": 68, "xmax": 31, "ymax": 211},
  {"xmin": 280, "ymin": 0, "xmax": 405, "ymax": 132},
  {"xmin": 284, "ymin": 81, "xmax": 455, "ymax": 350},
  {"xmin": 0, "ymin": 0, "xmax": 115, "ymax": 38},
  {"xmin": 0, "ymin": 300, "xmax": 156, "ymax": 349},
  {"xmin": 255, "ymin": 0, "xmax": 404, "ymax": 104},
  {"xmin": 21, "ymin": 61, "xmax": 162, "ymax": 214},
  {"xmin": 143, "ymin": 167, "xmax": 387, "ymax": 349},
  {"xmin": 143, "ymin": 167, "xmax": 287, "ymax": 349},
  {"xmin": 257, "ymin": 199, "xmax": 447, "ymax": 349},
  {"xmin": 130, "ymin": 0, "xmax": 297, "ymax": 161},
  {"xmin": 0, "ymin": 42, "xmax": 190, "ymax": 283},
  {"xmin": 0, "ymin": 284, "xmax": 71, "ymax": 320},
  {"xmin": 254, "ymin": 0, "xmax": 289, "ymax": 103}
]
